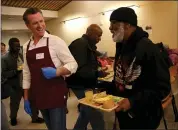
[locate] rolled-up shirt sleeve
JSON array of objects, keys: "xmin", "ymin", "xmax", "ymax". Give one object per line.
[
  {"xmin": 23, "ymin": 43, "xmax": 31, "ymax": 89},
  {"xmin": 55, "ymin": 37, "xmax": 78, "ymax": 75}
]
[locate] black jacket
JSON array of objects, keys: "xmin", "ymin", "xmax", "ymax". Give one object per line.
[
  {"xmin": 67, "ymin": 34, "xmax": 98, "ymax": 88},
  {"xmin": 112, "ymin": 27, "xmax": 171, "ymax": 128},
  {"xmin": 1, "ymin": 52, "xmax": 23, "ymax": 90}
]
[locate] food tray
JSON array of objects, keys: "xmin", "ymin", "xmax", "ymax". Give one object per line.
[{"xmin": 78, "ymin": 96, "xmax": 124, "ymax": 112}]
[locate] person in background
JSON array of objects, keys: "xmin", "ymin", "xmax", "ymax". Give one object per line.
[
  {"xmin": 1, "ymin": 101, "xmax": 10, "ymax": 130},
  {"xmin": 2, "ymin": 38, "xmax": 44, "ymax": 125},
  {"xmin": 1, "ymin": 38, "xmax": 23, "ymax": 126},
  {"xmin": 168, "ymin": 48, "xmax": 178, "ymax": 67},
  {"xmin": 1, "ymin": 42, "xmax": 7, "ymax": 56},
  {"xmin": 167, "ymin": 48, "xmax": 178, "ymax": 122},
  {"xmin": 22, "ymin": 7, "xmax": 78, "ymax": 130},
  {"xmin": 67, "ymin": 24, "xmax": 108, "ymax": 130},
  {"xmin": 164, "ymin": 45, "xmax": 178, "ymax": 77},
  {"xmin": 1, "ymin": 65, "xmax": 10, "ymax": 130},
  {"xmin": 108, "ymin": 7, "xmax": 171, "ymax": 129}
]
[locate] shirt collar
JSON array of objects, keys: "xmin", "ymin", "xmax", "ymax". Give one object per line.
[{"xmin": 30, "ymin": 31, "xmax": 50, "ymax": 41}]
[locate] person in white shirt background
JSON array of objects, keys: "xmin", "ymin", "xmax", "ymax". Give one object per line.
[{"xmin": 22, "ymin": 7, "xmax": 78, "ymax": 130}]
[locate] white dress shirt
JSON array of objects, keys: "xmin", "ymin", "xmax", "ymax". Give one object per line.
[{"xmin": 23, "ymin": 32, "xmax": 78, "ymax": 89}]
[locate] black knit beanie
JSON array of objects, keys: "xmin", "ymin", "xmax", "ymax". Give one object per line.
[{"xmin": 110, "ymin": 7, "xmax": 137, "ymax": 26}]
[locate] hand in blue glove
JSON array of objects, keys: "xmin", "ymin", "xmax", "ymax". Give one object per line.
[
  {"xmin": 41, "ymin": 67, "xmax": 57, "ymax": 79},
  {"xmin": 24, "ymin": 100, "xmax": 32, "ymax": 116}
]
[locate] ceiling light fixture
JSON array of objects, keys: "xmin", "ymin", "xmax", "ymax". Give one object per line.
[
  {"xmin": 61, "ymin": 5, "xmax": 140, "ymax": 23},
  {"xmin": 99, "ymin": 5, "xmax": 140, "ymax": 15},
  {"xmin": 62, "ymin": 17, "xmax": 84, "ymax": 24}
]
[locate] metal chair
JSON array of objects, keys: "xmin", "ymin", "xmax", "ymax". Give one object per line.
[{"xmin": 162, "ymin": 92, "xmax": 174, "ymax": 130}]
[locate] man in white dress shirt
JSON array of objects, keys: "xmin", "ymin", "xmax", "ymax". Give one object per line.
[{"xmin": 22, "ymin": 8, "xmax": 78, "ymax": 130}]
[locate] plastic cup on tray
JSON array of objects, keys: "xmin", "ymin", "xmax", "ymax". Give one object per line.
[{"xmin": 85, "ymin": 89, "xmax": 93, "ymax": 102}]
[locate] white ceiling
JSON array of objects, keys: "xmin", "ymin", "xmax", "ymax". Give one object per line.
[{"xmin": 1, "ymin": 0, "xmax": 71, "ymax": 11}]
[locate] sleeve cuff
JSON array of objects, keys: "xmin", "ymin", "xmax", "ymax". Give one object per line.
[
  {"xmin": 63, "ymin": 62, "xmax": 78, "ymax": 75},
  {"xmin": 22, "ymin": 81, "xmax": 30, "ymax": 89},
  {"xmin": 128, "ymin": 97, "xmax": 135, "ymax": 109}
]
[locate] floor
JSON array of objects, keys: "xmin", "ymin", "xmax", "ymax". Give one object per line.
[{"xmin": 2, "ymin": 89, "xmax": 178, "ymax": 130}]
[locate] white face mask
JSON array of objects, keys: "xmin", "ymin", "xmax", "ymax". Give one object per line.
[{"xmin": 112, "ymin": 24, "xmax": 124, "ymax": 43}]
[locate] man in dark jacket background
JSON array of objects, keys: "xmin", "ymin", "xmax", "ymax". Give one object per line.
[
  {"xmin": 108, "ymin": 7, "xmax": 171, "ymax": 129},
  {"xmin": 67, "ymin": 24, "xmax": 107, "ymax": 130},
  {"xmin": 1, "ymin": 68, "xmax": 10, "ymax": 130},
  {"xmin": 1, "ymin": 38, "xmax": 44, "ymax": 126},
  {"xmin": 1, "ymin": 38, "xmax": 24, "ymax": 126}
]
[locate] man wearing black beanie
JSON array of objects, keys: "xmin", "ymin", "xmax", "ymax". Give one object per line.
[{"xmin": 109, "ymin": 7, "xmax": 171, "ymax": 129}]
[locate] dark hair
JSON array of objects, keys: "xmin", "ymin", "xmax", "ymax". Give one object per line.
[
  {"xmin": 23, "ymin": 7, "xmax": 43, "ymax": 24},
  {"xmin": 8, "ymin": 38, "xmax": 20, "ymax": 47},
  {"xmin": 1, "ymin": 42, "xmax": 6, "ymax": 46}
]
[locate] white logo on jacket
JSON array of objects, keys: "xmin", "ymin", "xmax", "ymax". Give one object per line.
[{"xmin": 115, "ymin": 57, "xmax": 141, "ymax": 89}]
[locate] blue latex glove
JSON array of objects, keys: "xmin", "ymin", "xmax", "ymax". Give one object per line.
[
  {"xmin": 41, "ymin": 67, "xmax": 57, "ymax": 79},
  {"xmin": 24, "ymin": 100, "xmax": 32, "ymax": 116}
]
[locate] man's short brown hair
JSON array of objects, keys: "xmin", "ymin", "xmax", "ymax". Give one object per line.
[{"xmin": 23, "ymin": 8, "xmax": 43, "ymax": 24}]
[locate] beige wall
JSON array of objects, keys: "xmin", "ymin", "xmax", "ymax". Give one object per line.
[
  {"xmin": 46, "ymin": 1, "xmax": 178, "ymax": 56},
  {"xmin": 150, "ymin": 1, "xmax": 178, "ymax": 48}
]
